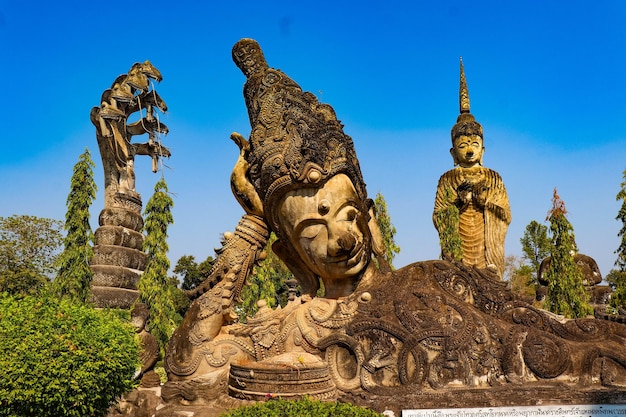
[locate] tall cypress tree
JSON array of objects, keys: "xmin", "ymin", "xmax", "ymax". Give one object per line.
[
  {"xmin": 54, "ymin": 148, "xmax": 97, "ymax": 302},
  {"xmin": 544, "ymin": 188, "xmax": 592, "ymax": 318},
  {"xmin": 140, "ymin": 177, "xmax": 177, "ymax": 353},
  {"xmin": 608, "ymin": 169, "xmax": 626, "ymax": 310}
]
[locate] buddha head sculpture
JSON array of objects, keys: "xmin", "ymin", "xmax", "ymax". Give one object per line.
[
  {"xmin": 231, "ymin": 39, "xmax": 385, "ymax": 298},
  {"xmin": 450, "ymin": 58, "xmax": 484, "ymax": 168}
]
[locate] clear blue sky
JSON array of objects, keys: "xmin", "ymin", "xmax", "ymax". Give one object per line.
[{"xmin": 1, "ymin": 0, "xmax": 624, "ymax": 278}]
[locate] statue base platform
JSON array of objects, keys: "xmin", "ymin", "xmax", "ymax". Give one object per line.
[
  {"xmin": 340, "ymin": 384, "xmax": 626, "ymax": 417},
  {"xmin": 108, "ymin": 383, "xmax": 626, "ymax": 417}
]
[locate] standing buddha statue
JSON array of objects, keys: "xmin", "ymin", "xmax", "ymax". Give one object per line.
[{"xmin": 433, "ymin": 58, "xmax": 511, "ymax": 278}]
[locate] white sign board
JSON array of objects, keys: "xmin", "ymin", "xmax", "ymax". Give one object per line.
[{"xmin": 403, "ymin": 404, "xmax": 626, "ymax": 417}]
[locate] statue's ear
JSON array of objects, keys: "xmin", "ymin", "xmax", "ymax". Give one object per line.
[
  {"xmin": 479, "ymin": 145, "xmax": 485, "ymax": 165},
  {"xmin": 366, "ymin": 200, "xmax": 391, "ymax": 273},
  {"xmin": 450, "ymin": 147, "xmax": 459, "ymax": 166},
  {"xmin": 272, "ymin": 238, "xmax": 320, "ymax": 297},
  {"xmin": 368, "ymin": 204, "xmax": 384, "ymax": 257}
]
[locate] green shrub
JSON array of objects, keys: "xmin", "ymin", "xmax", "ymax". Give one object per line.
[
  {"xmin": 220, "ymin": 396, "xmax": 383, "ymax": 417},
  {"xmin": 0, "ymin": 293, "xmax": 139, "ymax": 417}
]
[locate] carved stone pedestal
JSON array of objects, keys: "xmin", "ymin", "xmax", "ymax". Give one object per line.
[
  {"xmin": 228, "ymin": 353, "xmax": 336, "ymax": 401},
  {"xmin": 91, "ymin": 192, "xmax": 145, "ymax": 308}
]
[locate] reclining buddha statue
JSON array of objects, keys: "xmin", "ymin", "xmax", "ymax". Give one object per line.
[{"xmin": 161, "ymin": 39, "xmax": 626, "ymax": 411}]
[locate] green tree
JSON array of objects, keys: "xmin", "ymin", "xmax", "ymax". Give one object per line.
[
  {"xmin": 434, "ymin": 187, "xmax": 463, "ymax": 261},
  {"xmin": 173, "ymin": 254, "xmax": 214, "ymax": 291},
  {"xmin": 0, "ymin": 215, "xmax": 63, "ymax": 296},
  {"xmin": 53, "ymin": 148, "xmax": 97, "ymax": 302},
  {"xmin": 237, "ymin": 232, "xmax": 293, "ymax": 321},
  {"xmin": 543, "ymin": 189, "xmax": 592, "ymax": 318},
  {"xmin": 374, "ymin": 192, "xmax": 401, "ymax": 269},
  {"xmin": 139, "ymin": 178, "xmax": 177, "ymax": 353},
  {"xmin": 504, "ymin": 255, "xmax": 535, "ymax": 300},
  {"xmin": 609, "ymin": 169, "xmax": 626, "ymax": 310},
  {"xmin": 519, "ymin": 220, "xmax": 551, "ymax": 286},
  {"xmin": 167, "ymin": 275, "xmax": 191, "ymax": 319},
  {"xmin": 606, "ymin": 269, "xmax": 626, "ymax": 311},
  {"xmin": 0, "ymin": 293, "xmax": 138, "ymax": 417}
]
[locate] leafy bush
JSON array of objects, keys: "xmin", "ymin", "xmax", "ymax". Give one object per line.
[
  {"xmin": 220, "ymin": 396, "xmax": 383, "ymax": 417},
  {"xmin": 0, "ymin": 293, "xmax": 139, "ymax": 417}
]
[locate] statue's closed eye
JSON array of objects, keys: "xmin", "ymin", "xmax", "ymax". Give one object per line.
[
  {"xmin": 300, "ymin": 224, "xmax": 324, "ymax": 239},
  {"xmin": 339, "ymin": 207, "xmax": 358, "ymax": 222}
]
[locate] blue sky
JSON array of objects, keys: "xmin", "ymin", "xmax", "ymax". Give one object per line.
[{"xmin": 1, "ymin": 1, "xmax": 624, "ymax": 278}]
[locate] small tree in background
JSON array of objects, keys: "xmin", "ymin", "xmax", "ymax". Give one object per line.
[
  {"xmin": 434, "ymin": 187, "xmax": 463, "ymax": 261},
  {"xmin": 374, "ymin": 192, "xmax": 401, "ymax": 269},
  {"xmin": 519, "ymin": 220, "xmax": 551, "ymax": 287},
  {"xmin": 543, "ymin": 188, "xmax": 592, "ymax": 318},
  {"xmin": 606, "ymin": 269, "xmax": 626, "ymax": 311},
  {"xmin": 0, "ymin": 215, "xmax": 63, "ymax": 296},
  {"xmin": 54, "ymin": 148, "xmax": 97, "ymax": 302},
  {"xmin": 173, "ymin": 254, "xmax": 214, "ymax": 291},
  {"xmin": 170, "ymin": 254, "xmax": 215, "ymax": 317},
  {"xmin": 140, "ymin": 178, "xmax": 177, "ymax": 353},
  {"xmin": 504, "ymin": 255, "xmax": 535, "ymax": 299},
  {"xmin": 167, "ymin": 275, "xmax": 191, "ymax": 320},
  {"xmin": 608, "ymin": 169, "xmax": 626, "ymax": 311}
]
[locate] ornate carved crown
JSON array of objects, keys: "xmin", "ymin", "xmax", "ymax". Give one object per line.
[
  {"xmin": 451, "ymin": 58, "xmax": 483, "ymax": 141},
  {"xmin": 232, "ymin": 39, "xmax": 368, "ymax": 233}
]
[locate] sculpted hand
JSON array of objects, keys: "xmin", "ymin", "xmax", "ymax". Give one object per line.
[
  {"xmin": 230, "ymin": 132, "xmax": 264, "ymax": 216},
  {"xmin": 456, "ymin": 182, "xmax": 472, "ymax": 208},
  {"xmin": 473, "ymin": 184, "xmax": 489, "ymax": 208}
]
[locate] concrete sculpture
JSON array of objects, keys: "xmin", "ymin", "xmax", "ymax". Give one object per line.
[
  {"xmin": 90, "ymin": 61, "xmax": 170, "ymax": 308},
  {"xmin": 153, "ymin": 41, "xmax": 626, "ymax": 415}
]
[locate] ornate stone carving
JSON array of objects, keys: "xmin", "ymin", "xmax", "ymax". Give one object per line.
[
  {"xmin": 433, "ymin": 59, "xmax": 511, "ymax": 278},
  {"xmin": 90, "ymin": 62, "xmax": 170, "ymax": 309}
]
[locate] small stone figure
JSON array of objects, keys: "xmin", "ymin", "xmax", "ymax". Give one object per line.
[
  {"xmin": 433, "ymin": 59, "xmax": 511, "ymax": 278},
  {"xmin": 539, "ymin": 252, "xmax": 602, "ymax": 287},
  {"xmin": 131, "ymin": 303, "xmax": 160, "ymax": 388},
  {"xmin": 537, "ymin": 252, "xmax": 613, "ymax": 304}
]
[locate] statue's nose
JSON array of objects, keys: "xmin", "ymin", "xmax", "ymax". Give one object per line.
[{"xmin": 328, "ymin": 230, "xmax": 357, "ymax": 257}]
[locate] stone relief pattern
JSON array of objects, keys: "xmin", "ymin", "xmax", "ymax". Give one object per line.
[
  {"xmin": 433, "ymin": 261, "xmax": 626, "ymax": 382},
  {"xmin": 309, "ymin": 261, "xmax": 626, "ymax": 392}
]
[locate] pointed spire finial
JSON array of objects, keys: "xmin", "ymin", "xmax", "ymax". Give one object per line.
[
  {"xmin": 459, "ymin": 57, "xmax": 471, "ymax": 115},
  {"xmin": 451, "ymin": 57, "xmax": 483, "ymax": 141}
]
